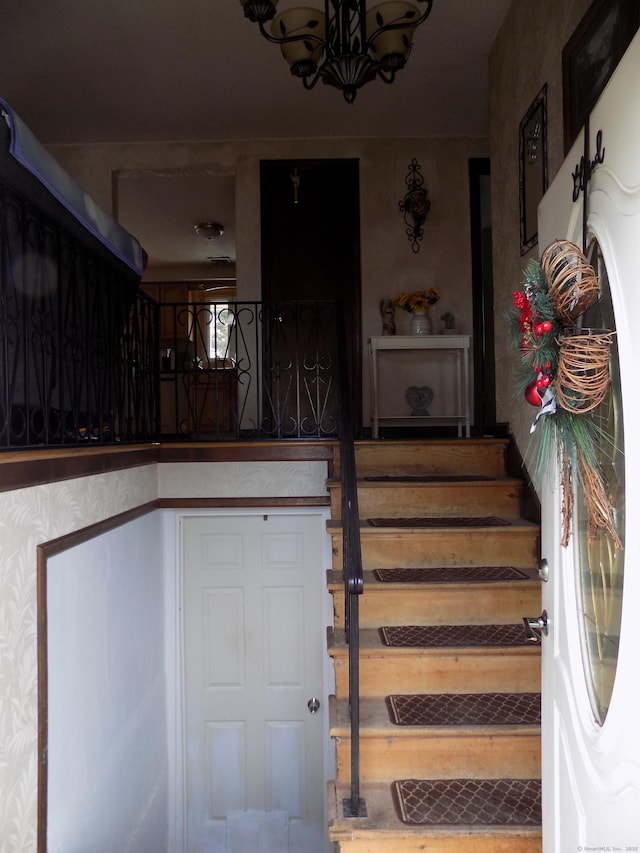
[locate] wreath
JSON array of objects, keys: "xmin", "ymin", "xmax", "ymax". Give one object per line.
[{"xmin": 508, "ymin": 240, "xmax": 621, "ymax": 548}]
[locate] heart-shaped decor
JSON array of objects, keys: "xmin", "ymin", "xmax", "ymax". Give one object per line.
[{"xmin": 405, "ymin": 385, "xmax": 433, "ymax": 416}]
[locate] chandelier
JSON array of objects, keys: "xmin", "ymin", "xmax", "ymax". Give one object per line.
[{"xmin": 239, "ymin": 0, "xmax": 434, "ymax": 103}]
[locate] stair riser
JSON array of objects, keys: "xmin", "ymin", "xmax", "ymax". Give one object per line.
[
  {"xmin": 332, "ymin": 652, "xmax": 541, "ymax": 697},
  {"xmin": 332, "ymin": 835, "xmax": 542, "ymax": 852},
  {"xmin": 335, "ymin": 733, "xmax": 540, "ymax": 784},
  {"xmin": 331, "ymin": 529, "xmax": 539, "ymax": 570},
  {"xmin": 335, "ymin": 440, "xmax": 508, "ymax": 479},
  {"xmin": 331, "ymin": 585, "xmax": 541, "ymax": 629},
  {"xmin": 329, "ymin": 483, "xmax": 522, "ymax": 519}
]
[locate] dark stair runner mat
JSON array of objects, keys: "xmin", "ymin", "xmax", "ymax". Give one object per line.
[
  {"xmin": 373, "ymin": 566, "xmax": 528, "ymax": 583},
  {"xmin": 385, "ymin": 692, "xmax": 541, "ymax": 727},
  {"xmin": 364, "ymin": 475, "xmax": 495, "ymax": 482},
  {"xmin": 391, "ymin": 778, "xmax": 542, "ymax": 826},
  {"xmin": 379, "ymin": 623, "xmax": 529, "ymax": 647},
  {"xmin": 368, "ymin": 516, "xmax": 511, "ymax": 527}
]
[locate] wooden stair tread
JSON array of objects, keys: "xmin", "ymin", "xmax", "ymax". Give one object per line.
[
  {"xmin": 328, "ymin": 627, "xmax": 541, "ymax": 656},
  {"xmin": 327, "ymin": 516, "xmax": 538, "ymax": 531},
  {"xmin": 352, "ymin": 438, "xmax": 510, "ymax": 447},
  {"xmin": 326, "ymin": 476, "xmax": 522, "ymax": 487},
  {"xmin": 330, "ymin": 695, "xmax": 541, "ymax": 737},
  {"xmin": 327, "ymin": 567, "xmax": 539, "ymax": 589},
  {"xmin": 329, "ymin": 782, "xmax": 542, "ymax": 849}
]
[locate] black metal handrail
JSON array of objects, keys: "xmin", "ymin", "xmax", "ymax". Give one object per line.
[{"xmin": 334, "ymin": 309, "xmax": 366, "ymax": 818}]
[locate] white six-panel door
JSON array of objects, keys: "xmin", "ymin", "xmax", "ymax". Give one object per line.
[
  {"xmin": 182, "ymin": 511, "xmax": 329, "ymax": 853},
  {"xmin": 537, "ymin": 32, "xmax": 640, "ymax": 852}
]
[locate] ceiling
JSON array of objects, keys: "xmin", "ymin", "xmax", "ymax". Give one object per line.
[
  {"xmin": 118, "ymin": 170, "xmax": 238, "ymax": 282},
  {"xmin": 0, "ymin": 0, "xmax": 510, "ymax": 277}
]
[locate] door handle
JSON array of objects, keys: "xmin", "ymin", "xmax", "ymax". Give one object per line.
[
  {"xmin": 538, "ymin": 558, "xmax": 549, "ymax": 582},
  {"xmin": 522, "ymin": 610, "xmax": 548, "ymax": 642},
  {"xmin": 307, "ymin": 697, "xmax": 320, "ymax": 714}
]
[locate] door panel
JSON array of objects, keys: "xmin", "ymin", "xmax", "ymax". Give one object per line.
[
  {"xmin": 537, "ymin": 31, "xmax": 640, "ymax": 851},
  {"xmin": 260, "ymin": 159, "xmax": 362, "ymax": 434},
  {"xmin": 182, "ymin": 512, "xmax": 327, "ymax": 853}
]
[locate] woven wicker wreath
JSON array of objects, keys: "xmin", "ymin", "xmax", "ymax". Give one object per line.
[
  {"xmin": 541, "ymin": 240, "xmax": 600, "ymax": 325},
  {"xmin": 556, "ymin": 329, "xmax": 614, "ymax": 414}
]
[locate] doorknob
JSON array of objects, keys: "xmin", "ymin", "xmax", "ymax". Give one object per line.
[
  {"xmin": 538, "ymin": 558, "xmax": 549, "ymax": 582},
  {"xmin": 307, "ymin": 697, "xmax": 320, "ymax": 714},
  {"xmin": 522, "ymin": 610, "xmax": 548, "ymax": 642}
]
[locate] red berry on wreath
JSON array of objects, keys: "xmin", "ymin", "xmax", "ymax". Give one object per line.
[
  {"xmin": 513, "ymin": 291, "xmax": 527, "ymax": 310},
  {"xmin": 535, "ymin": 320, "xmax": 553, "ymax": 335}
]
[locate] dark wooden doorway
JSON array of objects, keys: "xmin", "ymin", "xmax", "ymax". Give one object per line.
[
  {"xmin": 260, "ymin": 159, "xmax": 362, "ymax": 435},
  {"xmin": 469, "ymin": 158, "xmax": 496, "ymax": 435}
]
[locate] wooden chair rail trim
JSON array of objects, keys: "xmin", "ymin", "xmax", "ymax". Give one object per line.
[{"xmin": 0, "ymin": 440, "xmax": 337, "ymax": 493}]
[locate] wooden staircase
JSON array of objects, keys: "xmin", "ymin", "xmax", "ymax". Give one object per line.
[{"xmin": 326, "ymin": 439, "xmax": 542, "ymax": 853}]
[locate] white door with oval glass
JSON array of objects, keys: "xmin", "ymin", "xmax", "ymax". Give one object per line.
[{"xmin": 537, "ymin": 32, "xmax": 640, "ymax": 852}]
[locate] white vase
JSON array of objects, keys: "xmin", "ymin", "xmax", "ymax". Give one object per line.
[{"xmin": 410, "ymin": 309, "xmax": 433, "ymax": 335}]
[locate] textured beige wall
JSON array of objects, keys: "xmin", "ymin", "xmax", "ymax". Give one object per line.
[
  {"xmin": 157, "ymin": 460, "xmax": 328, "ymax": 498},
  {"xmin": 0, "ymin": 466, "xmax": 158, "ymax": 853},
  {"xmin": 489, "ymin": 0, "xmax": 592, "ymax": 462},
  {"xmin": 48, "ymin": 135, "xmax": 488, "ymax": 427}
]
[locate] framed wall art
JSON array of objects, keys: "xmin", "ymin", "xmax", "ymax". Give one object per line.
[
  {"xmin": 562, "ymin": 0, "xmax": 639, "ymax": 153},
  {"xmin": 519, "ymin": 85, "xmax": 548, "ymax": 256}
]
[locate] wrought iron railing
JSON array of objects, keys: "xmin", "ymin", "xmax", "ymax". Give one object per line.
[
  {"xmin": 0, "ymin": 164, "xmax": 344, "ymax": 449},
  {"xmin": 0, "ymin": 180, "xmax": 157, "ymax": 449},
  {"xmin": 157, "ymin": 299, "xmax": 339, "ymax": 440},
  {"xmin": 0, "ymin": 228, "xmax": 344, "ymax": 448}
]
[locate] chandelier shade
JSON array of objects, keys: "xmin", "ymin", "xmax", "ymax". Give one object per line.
[
  {"xmin": 366, "ymin": 2, "xmax": 418, "ymax": 72},
  {"xmin": 240, "ymin": 0, "xmax": 434, "ymax": 103},
  {"xmin": 272, "ymin": 7, "xmax": 326, "ymax": 77}
]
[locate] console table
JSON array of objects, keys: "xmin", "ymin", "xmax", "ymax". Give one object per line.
[{"xmin": 368, "ymin": 335, "xmax": 471, "ymax": 438}]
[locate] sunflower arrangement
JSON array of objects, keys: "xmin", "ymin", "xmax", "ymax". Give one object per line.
[
  {"xmin": 508, "ymin": 241, "xmax": 620, "ymax": 549},
  {"xmin": 394, "ymin": 288, "xmax": 440, "ymax": 313}
]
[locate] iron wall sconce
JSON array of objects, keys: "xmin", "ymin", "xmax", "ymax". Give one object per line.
[{"xmin": 399, "ymin": 157, "xmax": 430, "ymax": 253}]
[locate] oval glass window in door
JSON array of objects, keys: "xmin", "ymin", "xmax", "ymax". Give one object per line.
[{"xmin": 574, "ymin": 240, "xmax": 625, "ymax": 725}]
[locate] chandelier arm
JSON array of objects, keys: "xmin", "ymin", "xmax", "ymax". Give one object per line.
[
  {"xmin": 337, "ymin": 0, "xmax": 347, "ymax": 53},
  {"xmin": 324, "ymin": 0, "xmax": 336, "ymax": 54},
  {"xmin": 301, "ymin": 67, "xmax": 324, "ymax": 90},
  {"xmin": 358, "ymin": 0, "xmax": 367, "ymax": 53},
  {"xmin": 256, "ymin": 18, "xmax": 325, "ymax": 48},
  {"xmin": 364, "ymin": 0, "xmax": 434, "ymax": 51},
  {"xmin": 377, "ymin": 68, "xmax": 397, "ymax": 85}
]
